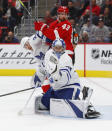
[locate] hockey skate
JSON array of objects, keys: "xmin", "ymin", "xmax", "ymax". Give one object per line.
[
  {"xmin": 35, "ymin": 96, "xmax": 49, "ymax": 114},
  {"xmin": 82, "ymin": 87, "xmax": 101, "ymax": 119},
  {"xmin": 85, "ymin": 104, "xmax": 101, "ymax": 119}
]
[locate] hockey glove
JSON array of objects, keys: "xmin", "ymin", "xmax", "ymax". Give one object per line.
[{"xmin": 34, "ymin": 21, "xmax": 47, "ymax": 31}]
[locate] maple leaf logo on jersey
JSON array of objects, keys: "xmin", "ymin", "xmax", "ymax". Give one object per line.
[{"xmin": 91, "ymin": 49, "xmax": 100, "ymax": 59}]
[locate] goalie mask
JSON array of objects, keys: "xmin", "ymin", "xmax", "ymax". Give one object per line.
[{"xmin": 52, "ymin": 39, "xmax": 66, "ymax": 58}]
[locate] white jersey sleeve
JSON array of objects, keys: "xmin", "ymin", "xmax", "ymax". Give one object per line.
[
  {"xmin": 28, "ymin": 31, "xmax": 50, "ymax": 61},
  {"xmin": 28, "ymin": 32, "xmax": 43, "ymax": 55}
]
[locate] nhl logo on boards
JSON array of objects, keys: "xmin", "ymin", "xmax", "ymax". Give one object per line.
[{"xmin": 91, "ymin": 49, "xmax": 100, "ymax": 59}]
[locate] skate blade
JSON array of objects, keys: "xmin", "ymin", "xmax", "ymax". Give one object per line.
[{"xmin": 85, "ymin": 112, "xmax": 101, "ymax": 119}]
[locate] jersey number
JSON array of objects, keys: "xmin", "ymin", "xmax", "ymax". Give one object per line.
[{"xmin": 62, "ymin": 24, "xmax": 70, "ymax": 31}]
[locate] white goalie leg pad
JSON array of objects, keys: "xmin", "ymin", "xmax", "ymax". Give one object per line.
[{"xmin": 50, "ymin": 99, "xmax": 89, "ymax": 118}]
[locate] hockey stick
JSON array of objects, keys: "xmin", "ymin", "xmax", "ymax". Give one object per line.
[
  {"xmin": 18, "ymin": 86, "xmax": 37, "ymax": 115},
  {"xmin": 18, "ymin": 0, "xmax": 37, "ymax": 21},
  {"xmin": 0, "ymin": 87, "xmax": 35, "ymax": 97}
]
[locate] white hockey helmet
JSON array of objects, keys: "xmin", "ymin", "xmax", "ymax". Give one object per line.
[
  {"xmin": 52, "ymin": 39, "xmax": 66, "ymax": 49},
  {"xmin": 20, "ymin": 37, "xmax": 29, "ymax": 48}
]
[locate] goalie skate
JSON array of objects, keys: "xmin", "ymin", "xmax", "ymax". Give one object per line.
[{"xmin": 85, "ymin": 104, "xmax": 101, "ymax": 119}]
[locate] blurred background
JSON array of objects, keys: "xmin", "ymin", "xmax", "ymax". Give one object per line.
[{"xmin": 0, "ymin": 0, "xmax": 112, "ymax": 43}]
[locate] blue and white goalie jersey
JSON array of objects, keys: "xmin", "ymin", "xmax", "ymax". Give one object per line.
[{"xmin": 44, "ymin": 49, "xmax": 81, "ymax": 91}]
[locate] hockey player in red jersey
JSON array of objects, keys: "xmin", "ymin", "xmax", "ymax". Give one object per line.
[{"xmin": 34, "ymin": 6, "xmax": 74, "ymax": 58}]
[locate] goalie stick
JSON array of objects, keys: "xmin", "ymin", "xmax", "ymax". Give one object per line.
[
  {"xmin": 18, "ymin": 85, "xmax": 37, "ymax": 115},
  {"xmin": 18, "ymin": 0, "xmax": 37, "ymax": 21},
  {"xmin": 0, "ymin": 87, "xmax": 35, "ymax": 97}
]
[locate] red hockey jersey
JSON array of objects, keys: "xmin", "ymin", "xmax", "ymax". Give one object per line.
[{"xmin": 42, "ymin": 20, "xmax": 74, "ymax": 56}]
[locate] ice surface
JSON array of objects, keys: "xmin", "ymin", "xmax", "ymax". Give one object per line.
[{"xmin": 0, "ymin": 76, "xmax": 112, "ymax": 131}]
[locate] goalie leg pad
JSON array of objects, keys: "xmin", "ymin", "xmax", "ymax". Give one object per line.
[
  {"xmin": 41, "ymin": 88, "xmax": 81, "ymax": 110},
  {"xmin": 50, "ymin": 98, "xmax": 88, "ymax": 118}
]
